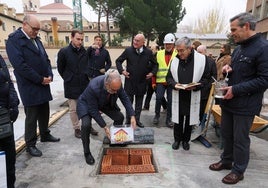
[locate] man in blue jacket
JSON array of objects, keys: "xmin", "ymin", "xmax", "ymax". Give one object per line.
[
  {"xmin": 6, "ymin": 14, "xmax": 60, "ymax": 157},
  {"xmin": 77, "ymin": 69, "xmax": 136, "ymax": 165},
  {"xmin": 209, "ymin": 13, "xmax": 268, "ymax": 184}
]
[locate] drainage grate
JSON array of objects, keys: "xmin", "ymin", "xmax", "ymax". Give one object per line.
[{"xmin": 99, "ymin": 148, "xmax": 157, "ymax": 174}]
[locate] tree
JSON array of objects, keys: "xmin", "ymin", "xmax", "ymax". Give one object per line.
[
  {"xmin": 86, "ymin": 0, "xmax": 123, "ymax": 46},
  {"xmin": 114, "ymin": 0, "xmax": 185, "ymax": 46},
  {"xmin": 192, "ymin": 7, "xmax": 227, "ymax": 34},
  {"xmin": 86, "ymin": 0, "xmax": 185, "ymax": 46}
]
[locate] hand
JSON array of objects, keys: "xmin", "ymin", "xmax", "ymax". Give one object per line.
[
  {"xmin": 130, "ymin": 116, "xmax": 136, "ymax": 129},
  {"xmin": 122, "ymin": 70, "xmax": 130, "ymax": 78},
  {"xmin": 222, "ymin": 65, "xmax": 232, "ymax": 74},
  {"xmin": 42, "ymin": 77, "xmax": 52, "ymax": 85},
  {"xmin": 152, "ymin": 84, "xmax": 156, "ymax": 90},
  {"xmin": 9, "ymin": 107, "xmax": 19, "ymax": 122},
  {"xmin": 223, "ymin": 86, "xmax": 234, "ymax": 100},
  {"xmin": 146, "ymin": 72, "xmax": 153, "ymax": 79},
  {"xmin": 99, "ymin": 68, "xmax": 105, "ymax": 74},
  {"xmin": 104, "ymin": 126, "xmax": 111, "ymax": 140},
  {"xmin": 92, "ymin": 44, "xmax": 99, "ymax": 49},
  {"xmin": 185, "ymin": 86, "xmax": 196, "ymax": 90}
]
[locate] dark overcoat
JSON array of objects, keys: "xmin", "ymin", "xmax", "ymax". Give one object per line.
[
  {"xmin": 57, "ymin": 44, "xmax": 89, "ymax": 99},
  {"xmin": 6, "ymin": 28, "xmax": 53, "ymax": 107},
  {"xmin": 116, "ymin": 46, "xmax": 158, "ymax": 95}
]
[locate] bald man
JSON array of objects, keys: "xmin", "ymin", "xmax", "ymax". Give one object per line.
[
  {"xmin": 77, "ymin": 69, "xmax": 136, "ymax": 165},
  {"xmin": 6, "ymin": 14, "xmax": 60, "ymax": 157},
  {"xmin": 116, "ymin": 34, "xmax": 158, "ymax": 128}
]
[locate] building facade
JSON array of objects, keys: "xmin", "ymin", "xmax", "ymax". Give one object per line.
[{"xmin": 246, "ymin": 0, "xmax": 268, "ymax": 39}]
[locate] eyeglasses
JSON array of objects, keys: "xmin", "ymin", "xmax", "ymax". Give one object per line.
[
  {"xmin": 26, "ymin": 22, "xmax": 40, "ymax": 32},
  {"xmin": 176, "ymin": 48, "xmax": 188, "ymax": 54}
]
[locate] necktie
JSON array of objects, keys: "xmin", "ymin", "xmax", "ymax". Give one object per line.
[{"xmin": 31, "ymin": 38, "xmax": 38, "ymax": 49}]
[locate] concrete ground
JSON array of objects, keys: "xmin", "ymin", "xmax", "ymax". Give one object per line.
[{"xmin": 14, "ymin": 101, "xmax": 268, "ymax": 188}]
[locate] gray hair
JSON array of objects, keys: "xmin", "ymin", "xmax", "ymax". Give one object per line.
[
  {"xmin": 104, "ymin": 69, "xmax": 121, "ymax": 83},
  {"xmin": 230, "ymin": 12, "xmax": 257, "ymax": 31},
  {"xmin": 175, "ymin": 37, "xmax": 192, "ymax": 48},
  {"xmin": 197, "ymin": 45, "xmax": 207, "ymax": 55}
]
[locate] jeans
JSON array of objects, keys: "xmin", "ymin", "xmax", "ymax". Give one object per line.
[{"xmin": 155, "ymin": 84, "xmax": 172, "ymax": 121}]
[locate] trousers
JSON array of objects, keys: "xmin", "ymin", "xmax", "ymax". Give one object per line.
[
  {"xmin": 24, "ymin": 102, "xmax": 50, "ymax": 147},
  {"xmin": 221, "ymin": 109, "xmax": 253, "ymax": 175},
  {"xmin": 81, "ymin": 108, "xmax": 124, "ymax": 154},
  {"xmin": 173, "ymin": 115, "xmax": 192, "ymax": 143},
  {"xmin": 0, "ymin": 134, "xmax": 16, "ymax": 188}
]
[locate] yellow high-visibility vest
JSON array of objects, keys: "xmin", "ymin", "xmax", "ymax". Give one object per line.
[{"xmin": 156, "ymin": 49, "xmax": 177, "ymax": 83}]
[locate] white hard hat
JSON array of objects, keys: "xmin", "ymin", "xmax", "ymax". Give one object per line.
[{"xmin": 163, "ymin": 33, "xmax": 175, "ymax": 44}]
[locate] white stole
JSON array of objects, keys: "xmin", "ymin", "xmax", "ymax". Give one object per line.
[{"xmin": 170, "ymin": 51, "xmax": 206, "ymax": 125}]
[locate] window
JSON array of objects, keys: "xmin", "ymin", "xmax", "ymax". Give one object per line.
[
  {"xmin": 65, "ymin": 36, "xmax": 69, "ymax": 44},
  {"xmin": 255, "ymin": 6, "xmax": 261, "ymax": 19},
  {"xmin": 85, "ymin": 36, "xmax": 89, "ymax": 42},
  {"xmin": 12, "ymin": 26, "xmax": 16, "ymax": 31},
  {"xmin": 49, "ymin": 36, "xmax": 53, "ymax": 43},
  {"xmin": 2, "ymin": 22, "xmax": 6, "ymax": 31},
  {"xmin": 265, "ymin": 2, "xmax": 268, "ymax": 17}
]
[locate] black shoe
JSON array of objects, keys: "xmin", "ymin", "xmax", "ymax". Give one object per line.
[
  {"xmin": 172, "ymin": 141, "xmax": 180, "ymax": 150},
  {"xmin": 85, "ymin": 152, "xmax": 95, "ymax": 165},
  {"xmin": 137, "ymin": 122, "xmax": 144, "ymax": 128},
  {"xmin": 153, "ymin": 116, "xmax": 159, "ymax": 124},
  {"xmin": 142, "ymin": 107, "xmax": 149, "ymax": 111},
  {"xmin": 90, "ymin": 127, "xmax": 98, "ymax": 136},
  {"xmin": 166, "ymin": 119, "xmax": 173, "ymax": 128},
  {"xmin": 41, "ymin": 134, "xmax": 60, "ymax": 142},
  {"xmin": 182, "ymin": 142, "xmax": 190, "ymax": 150},
  {"xmin": 26, "ymin": 146, "xmax": 42, "ymax": 157},
  {"xmin": 74, "ymin": 129, "xmax": 81, "ymax": 138}
]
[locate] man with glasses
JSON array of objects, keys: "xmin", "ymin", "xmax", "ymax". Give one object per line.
[
  {"xmin": 166, "ymin": 37, "xmax": 210, "ymax": 151},
  {"xmin": 116, "ymin": 34, "xmax": 158, "ymax": 128},
  {"xmin": 6, "ymin": 14, "xmax": 60, "ymax": 157},
  {"xmin": 77, "ymin": 69, "xmax": 136, "ymax": 165}
]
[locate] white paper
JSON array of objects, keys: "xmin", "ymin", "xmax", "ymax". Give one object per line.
[{"xmin": 110, "ymin": 126, "xmax": 134, "ymax": 144}]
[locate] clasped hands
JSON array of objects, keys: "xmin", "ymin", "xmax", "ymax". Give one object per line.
[{"xmin": 42, "ymin": 76, "xmax": 52, "ymax": 85}]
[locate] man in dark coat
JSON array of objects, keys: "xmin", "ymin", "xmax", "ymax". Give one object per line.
[
  {"xmin": 209, "ymin": 13, "xmax": 268, "ymax": 185},
  {"xmin": 77, "ymin": 69, "xmax": 136, "ymax": 165},
  {"xmin": 87, "ymin": 35, "xmax": 112, "ymax": 79},
  {"xmin": 6, "ymin": 14, "xmax": 60, "ymax": 157},
  {"xmin": 57, "ymin": 29, "xmax": 98, "ymax": 138},
  {"xmin": 116, "ymin": 34, "xmax": 158, "ymax": 128}
]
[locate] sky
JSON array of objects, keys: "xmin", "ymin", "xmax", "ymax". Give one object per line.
[{"xmin": 1, "ymin": 0, "xmax": 247, "ymax": 24}]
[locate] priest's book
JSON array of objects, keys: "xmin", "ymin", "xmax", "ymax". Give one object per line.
[{"xmin": 175, "ymin": 82, "xmax": 201, "ymax": 90}]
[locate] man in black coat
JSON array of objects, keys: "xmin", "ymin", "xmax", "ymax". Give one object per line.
[
  {"xmin": 116, "ymin": 34, "xmax": 158, "ymax": 127},
  {"xmin": 57, "ymin": 30, "xmax": 98, "ymax": 138},
  {"xmin": 87, "ymin": 35, "xmax": 112, "ymax": 79}
]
